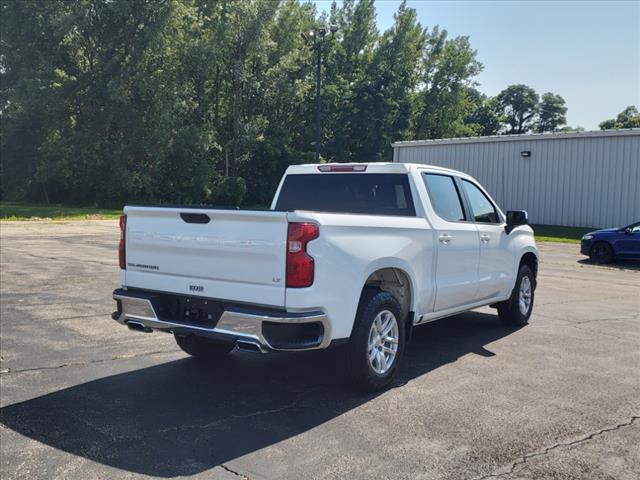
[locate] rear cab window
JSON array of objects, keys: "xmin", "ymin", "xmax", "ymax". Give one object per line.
[
  {"xmin": 275, "ymin": 173, "xmax": 416, "ymax": 216},
  {"xmin": 422, "ymin": 173, "xmax": 466, "ymax": 222}
]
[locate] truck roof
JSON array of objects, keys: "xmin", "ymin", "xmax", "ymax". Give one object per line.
[{"xmin": 284, "ymin": 162, "xmax": 466, "ymax": 176}]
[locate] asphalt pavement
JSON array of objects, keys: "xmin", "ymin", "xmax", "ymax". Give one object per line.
[{"xmin": 1, "ymin": 220, "xmax": 638, "ymax": 479}]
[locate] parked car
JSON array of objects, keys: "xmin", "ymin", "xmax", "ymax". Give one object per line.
[
  {"xmin": 112, "ymin": 163, "xmax": 538, "ymax": 391},
  {"xmin": 581, "ymin": 221, "xmax": 640, "ymax": 263}
]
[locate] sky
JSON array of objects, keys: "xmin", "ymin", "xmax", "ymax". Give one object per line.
[{"xmin": 313, "ymin": 0, "xmax": 640, "ymax": 130}]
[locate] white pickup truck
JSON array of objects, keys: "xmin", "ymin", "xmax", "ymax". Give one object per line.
[{"xmin": 113, "ymin": 163, "xmax": 538, "ymax": 391}]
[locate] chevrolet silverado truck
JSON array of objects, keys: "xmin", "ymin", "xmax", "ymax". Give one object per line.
[{"xmin": 112, "ymin": 163, "xmax": 538, "ymax": 391}]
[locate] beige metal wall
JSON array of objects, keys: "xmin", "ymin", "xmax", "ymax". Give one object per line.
[{"xmin": 393, "ymin": 130, "xmax": 640, "ymax": 228}]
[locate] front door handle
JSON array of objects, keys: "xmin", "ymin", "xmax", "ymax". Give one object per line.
[
  {"xmin": 480, "ymin": 234, "xmax": 491, "ymax": 243},
  {"xmin": 438, "ymin": 234, "xmax": 452, "ymax": 244}
]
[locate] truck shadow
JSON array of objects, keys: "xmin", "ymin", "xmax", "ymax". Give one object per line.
[{"xmin": 0, "ymin": 311, "xmax": 518, "ymax": 477}]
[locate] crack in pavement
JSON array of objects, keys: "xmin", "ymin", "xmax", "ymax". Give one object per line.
[
  {"xmin": 156, "ymin": 387, "xmax": 323, "ymax": 434},
  {"xmin": 534, "ymin": 313, "xmax": 640, "ymax": 342},
  {"xmin": 563, "ymin": 315, "xmax": 639, "ymax": 325},
  {"xmin": 0, "ymin": 349, "xmax": 177, "ymax": 375},
  {"xmin": 469, "ymin": 416, "xmax": 640, "ymax": 480},
  {"xmin": 219, "ymin": 464, "xmax": 252, "ymax": 480},
  {"xmin": 535, "ymin": 311, "xmax": 640, "ymax": 326},
  {"xmin": 535, "ymin": 312, "xmax": 640, "ymax": 341}
]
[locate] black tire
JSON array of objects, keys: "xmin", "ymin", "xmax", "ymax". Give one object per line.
[
  {"xmin": 174, "ymin": 334, "xmax": 234, "ymax": 360},
  {"xmin": 590, "ymin": 241, "xmax": 614, "ymax": 264},
  {"xmin": 498, "ymin": 264, "xmax": 535, "ymax": 326},
  {"xmin": 342, "ymin": 290, "xmax": 406, "ymax": 392}
]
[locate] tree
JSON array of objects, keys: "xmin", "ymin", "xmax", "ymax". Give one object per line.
[
  {"xmin": 559, "ymin": 125, "xmax": 585, "ymax": 133},
  {"xmin": 413, "ymin": 27, "xmax": 482, "ymax": 139},
  {"xmin": 536, "ymin": 92, "xmax": 567, "ymax": 132},
  {"xmin": 322, "ymin": 0, "xmax": 380, "ymax": 162},
  {"xmin": 599, "ymin": 105, "xmax": 640, "ymax": 130},
  {"xmin": 495, "ymin": 84, "xmax": 539, "ymax": 134},
  {"xmin": 465, "ymin": 89, "xmax": 501, "ymax": 136},
  {"xmin": 5, "ymin": 0, "xmax": 555, "ymax": 207},
  {"xmin": 346, "ymin": 0, "xmax": 425, "ymax": 161}
]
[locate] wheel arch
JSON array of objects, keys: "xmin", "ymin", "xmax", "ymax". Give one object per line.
[
  {"xmin": 351, "ymin": 262, "xmax": 415, "ymax": 341},
  {"xmin": 519, "ymin": 251, "xmax": 539, "ymax": 280}
]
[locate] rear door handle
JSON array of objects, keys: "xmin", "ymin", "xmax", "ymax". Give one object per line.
[
  {"xmin": 480, "ymin": 234, "xmax": 491, "ymax": 243},
  {"xmin": 438, "ymin": 234, "xmax": 452, "ymax": 244}
]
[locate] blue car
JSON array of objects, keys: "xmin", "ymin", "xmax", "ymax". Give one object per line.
[{"xmin": 580, "ymin": 221, "xmax": 640, "ymax": 263}]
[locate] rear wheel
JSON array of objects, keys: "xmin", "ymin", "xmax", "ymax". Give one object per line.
[
  {"xmin": 174, "ymin": 334, "xmax": 234, "ymax": 360},
  {"xmin": 590, "ymin": 241, "xmax": 614, "ymax": 264},
  {"xmin": 342, "ymin": 290, "xmax": 405, "ymax": 392},
  {"xmin": 498, "ymin": 264, "xmax": 535, "ymax": 326}
]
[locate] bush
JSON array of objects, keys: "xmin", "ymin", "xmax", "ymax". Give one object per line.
[{"xmin": 211, "ymin": 177, "xmax": 247, "ymax": 207}]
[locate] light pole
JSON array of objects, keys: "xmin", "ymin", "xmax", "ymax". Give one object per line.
[{"xmin": 302, "ymin": 25, "xmax": 338, "ymax": 162}]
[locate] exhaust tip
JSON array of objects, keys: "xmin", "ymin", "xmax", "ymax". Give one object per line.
[
  {"xmin": 127, "ymin": 321, "xmax": 152, "ymax": 333},
  {"xmin": 236, "ymin": 341, "xmax": 267, "ymax": 354}
]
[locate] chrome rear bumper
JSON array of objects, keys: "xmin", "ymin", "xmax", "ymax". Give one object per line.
[{"xmin": 112, "ymin": 290, "xmax": 331, "ymax": 352}]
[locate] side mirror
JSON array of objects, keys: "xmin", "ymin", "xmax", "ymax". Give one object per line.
[
  {"xmin": 505, "ymin": 210, "xmax": 528, "ymax": 234},
  {"xmin": 624, "ymin": 227, "xmax": 632, "ymax": 234}
]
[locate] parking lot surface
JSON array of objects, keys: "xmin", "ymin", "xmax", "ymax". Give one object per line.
[{"xmin": 1, "ymin": 220, "xmax": 638, "ymax": 480}]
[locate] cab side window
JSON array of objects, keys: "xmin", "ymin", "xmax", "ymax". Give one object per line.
[
  {"xmin": 423, "ymin": 174, "xmax": 466, "ymax": 222},
  {"xmin": 461, "ymin": 179, "xmax": 499, "ymax": 223}
]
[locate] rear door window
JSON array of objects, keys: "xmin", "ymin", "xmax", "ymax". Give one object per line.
[
  {"xmin": 275, "ymin": 173, "xmax": 416, "ymax": 216},
  {"xmin": 422, "ymin": 173, "xmax": 466, "ymax": 222}
]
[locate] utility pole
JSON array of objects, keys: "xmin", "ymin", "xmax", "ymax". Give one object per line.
[
  {"xmin": 302, "ymin": 25, "xmax": 338, "ymax": 163},
  {"xmin": 315, "ymin": 40, "xmax": 321, "ymax": 163}
]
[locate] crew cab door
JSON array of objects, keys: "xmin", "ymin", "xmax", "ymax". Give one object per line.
[
  {"xmin": 422, "ymin": 173, "xmax": 480, "ymax": 311},
  {"xmin": 458, "ymin": 178, "xmax": 515, "ymax": 300}
]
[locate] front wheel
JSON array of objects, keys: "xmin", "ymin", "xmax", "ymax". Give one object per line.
[
  {"xmin": 343, "ymin": 290, "xmax": 406, "ymax": 392},
  {"xmin": 174, "ymin": 334, "xmax": 235, "ymax": 360},
  {"xmin": 498, "ymin": 264, "xmax": 535, "ymax": 326},
  {"xmin": 590, "ymin": 241, "xmax": 614, "ymax": 264}
]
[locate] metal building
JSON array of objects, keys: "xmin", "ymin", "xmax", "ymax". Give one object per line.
[{"xmin": 392, "ymin": 129, "xmax": 640, "ymax": 228}]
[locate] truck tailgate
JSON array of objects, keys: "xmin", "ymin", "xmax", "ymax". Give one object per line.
[{"xmin": 123, "ymin": 206, "xmax": 288, "ymax": 307}]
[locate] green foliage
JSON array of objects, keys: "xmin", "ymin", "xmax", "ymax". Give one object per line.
[
  {"xmin": 536, "ymin": 93, "xmax": 567, "ymax": 133},
  {"xmin": 495, "ymin": 84, "xmax": 539, "ymax": 134},
  {"xmin": 559, "ymin": 125, "xmax": 585, "ymax": 133},
  {"xmin": 599, "ymin": 105, "xmax": 640, "ymax": 130},
  {"xmin": 0, "ymin": 1, "xmax": 573, "ymax": 207},
  {"xmin": 414, "ymin": 27, "xmax": 482, "ymax": 139},
  {"xmin": 465, "ymin": 89, "xmax": 501, "ymax": 136},
  {"xmin": 212, "ymin": 176, "xmax": 247, "ymax": 206},
  {"xmin": 490, "ymin": 85, "xmax": 570, "ymax": 135}
]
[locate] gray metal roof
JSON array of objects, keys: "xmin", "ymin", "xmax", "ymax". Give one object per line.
[{"xmin": 392, "ymin": 128, "xmax": 640, "ymax": 148}]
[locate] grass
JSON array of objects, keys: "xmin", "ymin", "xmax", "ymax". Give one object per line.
[
  {"xmin": 531, "ymin": 224, "xmax": 594, "ymax": 244},
  {"xmin": 0, "ymin": 202, "xmax": 122, "ymax": 221}
]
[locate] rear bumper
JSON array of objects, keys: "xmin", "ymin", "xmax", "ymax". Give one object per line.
[{"xmin": 112, "ymin": 289, "xmax": 331, "ymax": 352}]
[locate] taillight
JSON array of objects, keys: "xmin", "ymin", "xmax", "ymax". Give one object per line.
[
  {"xmin": 119, "ymin": 214, "xmax": 127, "ymax": 270},
  {"xmin": 286, "ymin": 222, "xmax": 319, "ymax": 288}
]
